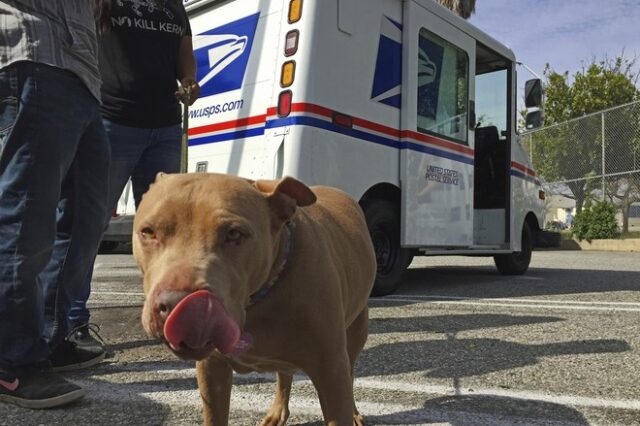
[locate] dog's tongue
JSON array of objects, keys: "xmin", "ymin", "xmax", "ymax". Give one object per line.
[{"xmin": 163, "ymin": 290, "xmax": 246, "ymax": 355}]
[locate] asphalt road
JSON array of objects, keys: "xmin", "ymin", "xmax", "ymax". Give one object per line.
[{"xmin": 3, "ymin": 249, "xmax": 640, "ymax": 426}]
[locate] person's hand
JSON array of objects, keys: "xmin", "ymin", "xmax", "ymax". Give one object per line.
[{"xmin": 176, "ymin": 77, "xmax": 200, "ymax": 106}]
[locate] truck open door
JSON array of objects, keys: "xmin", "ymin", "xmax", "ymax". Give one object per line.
[{"xmin": 400, "ymin": 0, "xmax": 476, "ymax": 248}]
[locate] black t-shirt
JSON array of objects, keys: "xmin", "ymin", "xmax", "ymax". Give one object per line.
[{"xmin": 99, "ymin": 0, "xmax": 191, "ymax": 128}]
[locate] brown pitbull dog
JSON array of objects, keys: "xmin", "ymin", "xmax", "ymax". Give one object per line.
[{"xmin": 133, "ymin": 173, "xmax": 376, "ymax": 426}]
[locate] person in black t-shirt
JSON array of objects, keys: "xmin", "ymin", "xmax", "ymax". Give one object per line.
[{"xmin": 67, "ymin": 0, "xmax": 201, "ymax": 348}]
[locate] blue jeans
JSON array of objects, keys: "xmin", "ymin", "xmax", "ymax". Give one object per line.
[
  {"xmin": 68, "ymin": 119, "xmax": 182, "ymax": 326},
  {"xmin": 0, "ymin": 62, "xmax": 109, "ymax": 367}
]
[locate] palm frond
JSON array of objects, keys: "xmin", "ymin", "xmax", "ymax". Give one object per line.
[{"xmin": 436, "ymin": 0, "xmax": 476, "ymax": 19}]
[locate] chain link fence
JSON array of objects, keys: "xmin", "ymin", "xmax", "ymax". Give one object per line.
[{"xmin": 522, "ymin": 100, "xmax": 640, "ymax": 233}]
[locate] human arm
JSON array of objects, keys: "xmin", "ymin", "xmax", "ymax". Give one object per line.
[{"xmin": 176, "ymin": 35, "xmax": 200, "ymax": 105}]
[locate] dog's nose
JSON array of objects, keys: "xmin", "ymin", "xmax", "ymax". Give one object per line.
[{"xmin": 154, "ymin": 290, "xmax": 190, "ymax": 323}]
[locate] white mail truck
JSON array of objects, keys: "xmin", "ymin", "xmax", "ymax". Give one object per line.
[{"xmin": 104, "ymin": 0, "xmax": 558, "ymax": 295}]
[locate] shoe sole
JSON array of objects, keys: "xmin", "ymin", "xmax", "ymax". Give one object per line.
[
  {"xmin": 72, "ymin": 342, "xmax": 105, "ymax": 351},
  {"xmin": 51, "ymin": 351, "xmax": 106, "ymax": 373},
  {"xmin": 0, "ymin": 388, "xmax": 85, "ymax": 409}
]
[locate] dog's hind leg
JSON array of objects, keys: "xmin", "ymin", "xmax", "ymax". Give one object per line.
[
  {"xmin": 197, "ymin": 357, "xmax": 233, "ymax": 426},
  {"xmin": 346, "ymin": 307, "xmax": 369, "ymax": 426},
  {"xmin": 260, "ymin": 372, "xmax": 292, "ymax": 426}
]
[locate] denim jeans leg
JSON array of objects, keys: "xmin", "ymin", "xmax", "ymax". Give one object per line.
[
  {"xmin": 68, "ymin": 119, "xmax": 151, "ymax": 327},
  {"xmin": 41, "ymin": 116, "xmax": 110, "ymax": 349},
  {"xmin": 0, "ymin": 64, "xmax": 50, "ymax": 366},
  {"xmin": 40, "ymin": 112, "xmax": 110, "ymax": 349},
  {"xmin": 131, "ymin": 124, "xmax": 182, "ymax": 207},
  {"xmin": 0, "ymin": 63, "xmax": 106, "ymax": 366}
]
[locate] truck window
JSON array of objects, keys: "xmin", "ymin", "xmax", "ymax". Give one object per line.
[
  {"xmin": 416, "ymin": 28, "xmax": 469, "ymax": 144},
  {"xmin": 475, "ymin": 68, "xmax": 507, "ymax": 138}
]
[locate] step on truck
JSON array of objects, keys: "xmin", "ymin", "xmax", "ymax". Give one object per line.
[{"xmin": 104, "ymin": 0, "xmax": 559, "ymax": 295}]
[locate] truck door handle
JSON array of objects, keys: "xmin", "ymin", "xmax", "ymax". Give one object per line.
[{"xmin": 469, "ymin": 100, "xmax": 476, "ymax": 131}]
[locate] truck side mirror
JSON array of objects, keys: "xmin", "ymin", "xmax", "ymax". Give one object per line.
[
  {"xmin": 525, "ymin": 110, "xmax": 543, "ymax": 130},
  {"xmin": 525, "ymin": 79, "xmax": 543, "ymax": 108}
]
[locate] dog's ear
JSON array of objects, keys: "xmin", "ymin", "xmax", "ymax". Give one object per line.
[
  {"xmin": 255, "ymin": 177, "xmax": 317, "ymax": 222},
  {"xmin": 255, "ymin": 177, "xmax": 316, "ymax": 205},
  {"xmin": 145, "ymin": 172, "xmax": 169, "ymax": 197}
]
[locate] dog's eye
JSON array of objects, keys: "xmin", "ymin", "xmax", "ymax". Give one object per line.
[
  {"xmin": 225, "ymin": 228, "xmax": 244, "ymax": 244},
  {"xmin": 140, "ymin": 226, "xmax": 156, "ymax": 240}
]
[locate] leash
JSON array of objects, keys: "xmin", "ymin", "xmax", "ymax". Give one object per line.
[{"xmin": 180, "ymin": 86, "xmax": 191, "ymax": 173}]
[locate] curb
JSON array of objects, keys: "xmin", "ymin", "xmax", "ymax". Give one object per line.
[{"xmin": 558, "ymin": 238, "xmax": 640, "ymax": 252}]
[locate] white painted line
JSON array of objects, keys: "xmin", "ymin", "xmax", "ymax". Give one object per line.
[
  {"xmin": 82, "ymin": 363, "xmax": 640, "ymax": 412},
  {"xmin": 73, "ymin": 385, "xmax": 546, "ymax": 426},
  {"xmin": 94, "ymin": 292, "xmax": 640, "ymax": 306},
  {"xmin": 90, "ymin": 292, "xmax": 640, "ymax": 312},
  {"xmin": 92, "ymin": 271, "xmax": 141, "ymax": 277},
  {"xmin": 355, "ymin": 378, "xmax": 640, "ymax": 411},
  {"xmin": 388, "ymin": 294, "xmax": 640, "ymax": 307},
  {"xmin": 146, "ymin": 381, "xmax": 639, "ymax": 412},
  {"xmin": 133, "ymin": 389, "xmax": 572, "ymax": 426},
  {"xmin": 137, "ymin": 389, "xmax": 426, "ymax": 421},
  {"xmin": 373, "ymin": 296, "xmax": 640, "ymax": 313},
  {"xmin": 94, "ymin": 261, "xmax": 137, "ymax": 266}
]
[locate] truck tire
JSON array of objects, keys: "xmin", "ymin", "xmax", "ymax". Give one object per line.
[
  {"xmin": 364, "ymin": 200, "xmax": 412, "ymax": 296},
  {"xmin": 98, "ymin": 241, "xmax": 119, "ymax": 254},
  {"xmin": 494, "ymin": 222, "xmax": 532, "ymax": 275}
]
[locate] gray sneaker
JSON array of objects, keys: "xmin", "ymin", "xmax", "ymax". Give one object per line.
[
  {"xmin": 68, "ymin": 323, "xmax": 105, "ymax": 351},
  {"xmin": 0, "ymin": 365, "xmax": 85, "ymax": 409}
]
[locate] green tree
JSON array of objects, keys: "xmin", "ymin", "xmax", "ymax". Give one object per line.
[
  {"xmin": 544, "ymin": 58, "xmax": 638, "ymax": 124},
  {"xmin": 531, "ymin": 56, "xmax": 640, "ymax": 229}
]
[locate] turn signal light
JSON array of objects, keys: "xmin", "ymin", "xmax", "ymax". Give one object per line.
[
  {"xmin": 281, "ymin": 61, "xmax": 296, "ymax": 87},
  {"xmin": 288, "ymin": 0, "xmax": 302, "ymax": 23}
]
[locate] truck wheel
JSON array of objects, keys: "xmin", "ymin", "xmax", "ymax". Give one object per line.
[
  {"xmin": 364, "ymin": 200, "xmax": 412, "ymax": 296},
  {"xmin": 494, "ymin": 223, "xmax": 532, "ymax": 275},
  {"xmin": 98, "ymin": 241, "xmax": 119, "ymax": 254}
]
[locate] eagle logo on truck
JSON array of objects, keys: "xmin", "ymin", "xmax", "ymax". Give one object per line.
[
  {"xmin": 371, "ymin": 16, "xmax": 402, "ymax": 108},
  {"xmin": 418, "ymin": 49, "xmax": 437, "ymax": 86},
  {"xmin": 193, "ymin": 13, "xmax": 260, "ymax": 98},
  {"xmin": 195, "ymin": 34, "xmax": 248, "ymax": 87}
]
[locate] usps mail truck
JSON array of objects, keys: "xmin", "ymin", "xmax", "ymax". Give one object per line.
[{"xmin": 105, "ymin": 0, "xmax": 557, "ymax": 295}]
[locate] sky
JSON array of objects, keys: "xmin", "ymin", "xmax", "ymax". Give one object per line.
[{"xmin": 468, "ymin": 0, "xmax": 640, "ymax": 83}]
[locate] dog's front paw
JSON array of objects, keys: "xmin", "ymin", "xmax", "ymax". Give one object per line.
[
  {"xmin": 353, "ymin": 413, "xmax": 366, "ymax": 426},
  {"xmin": 259, "ymin": 405, "xmax": 289, "ymax": 426}
]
